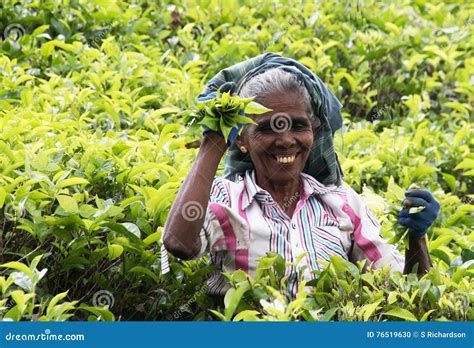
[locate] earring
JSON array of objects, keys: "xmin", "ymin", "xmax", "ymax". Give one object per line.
[{"xmin": 240, "ymin": 146, "xmax": 247, "ymax": 153}]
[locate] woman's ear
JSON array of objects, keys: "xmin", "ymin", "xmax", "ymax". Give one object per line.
[
  {"xmin": 234, "ymin": 134, "xmax": 243, "ymax": 149},
  {"xmin": 311, "ymin": 117, "xmax": 322, "ymax": 134}
]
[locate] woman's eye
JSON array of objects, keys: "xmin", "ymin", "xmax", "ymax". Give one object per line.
[
  {"xmin": 258, "ymin": 125, "xmax": 273, "ymax": 132},
  {"xmin": 257, "ymin": 121, "xmax": 309, "ymax": 133},
  {"xmin": 292, "ymin": 122, "xmax": 308, "ymax": 130}
]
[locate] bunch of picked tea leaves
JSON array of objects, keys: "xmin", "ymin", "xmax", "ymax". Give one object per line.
[{"xmin": 186, "ymin": 91, "xmax": 272, "ymax": 142}]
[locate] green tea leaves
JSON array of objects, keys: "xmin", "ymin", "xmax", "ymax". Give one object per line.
[
  {"xmin": 244, "ymin": 101, "xmax": 273, "ymax": 115},
  {"xmin": 108, "ymin": 244, "xmax": 124, "ymax": 260},
  {"xmin": 0, "ymin": 262, "xmax": 32, "ymax": 278},
  {"xmin": 224, "ymin": 283, "xmax": 251, "ymax": 321},
  {"xmin": 387, "ymin": 177, "xmax": 406, "ymax": 202},
  {"xmin": 56, "ymin": 195, "xmax": 79, "ymax": 214},
  {"xmin": 383, "ymin": 308, "xmax": 418, "ymax": 322},
  {"xmin": 186, "ymin": 92, "xmax": 270, "ymax": 142},
  {"xmin": 0, "ymin": 0, "xmax": 471, "ymax": 323},
  {"xmin": 56, "ymin": 177, "xmax": 89, "ymax": 189}
]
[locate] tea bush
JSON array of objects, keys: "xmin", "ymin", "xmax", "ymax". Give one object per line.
[{"xmin": 0, "ymin": 0, "xmax": 472, "ymax": 321}]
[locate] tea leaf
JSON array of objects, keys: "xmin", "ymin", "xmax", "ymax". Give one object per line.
[
  {"xmin": 384, "ymin": 308, "xmax": 418, "ymax": 321},
  {"xmin": 363, "ymin": 300, "xmax": 383, "ymax": 321},
  {"xmin": 56, "ymin": 195, "xmax": 79, "ymax": 214},
  {"xmin": 224, "ymin": 283, "xmax": 251, "ymax": 321},
  {"xmin": 56, "ymin": 178, "xmax": 89, "ymax": 189},
  {"xmin": 0, "ymin": 262, "xmax": 32, "ymax": 278},
  {"xmin": 0, "ymin": 187, "xmax": 6, "ymax": 208},
  {"xmin": 129, "ymin": 266, "xmax": 160, "ymax": 283},
  {"xmin": 108, "ymin": 244, "xmax": 124, "ymax": 260},
  {"xmin": 387, "ymin": 177, "xmax": 406, "ymax": 201},
  {"xmin": 244, "ymin": 101, "xmax": 272, "ymax": 115}
]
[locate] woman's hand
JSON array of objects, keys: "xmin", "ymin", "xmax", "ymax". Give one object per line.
[
  {"xmin": 198, "ymin": 81, "xmax": 243, "ymax": 146},
  {"xmin": 397, "ymin": 189, "xmax": 440, "ymax": 240},
  {"xmin": 398, "ymin": 189, "xmax": 440, "ymax": 274}
]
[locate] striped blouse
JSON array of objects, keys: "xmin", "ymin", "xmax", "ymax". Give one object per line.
[{"xmin": 162, "ymin": 170, "xmax": 404, "ymax": 298}]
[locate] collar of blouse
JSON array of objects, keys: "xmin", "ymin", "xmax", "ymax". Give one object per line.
[{"xmin": 240, "ymin": 169, "xmax": 337, "ymax": 211}]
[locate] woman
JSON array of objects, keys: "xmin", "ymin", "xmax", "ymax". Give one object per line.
[{"xmin": 162, "ymin": 53, "xmax": 440, "ymax": 297}]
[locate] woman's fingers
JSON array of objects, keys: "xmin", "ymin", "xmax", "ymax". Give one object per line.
[
  {"xmin": 398, "ymin": 208, "xmax": 410, "ymax": 219},
  {"xmin": 198, "ymin": 91, "xmax": 217, "ymax": 103},
  {"xmin": 402, "ymin": 196, "xmax": 429, "ymax": 208},
  {"xmin": 219, "ymin": 81, "xmax": 237, "ymax": 94},
  {"xmin": 405, "ymin": 189, "xmax": 434, "ymax": 202},
  {"xmin": 397, "ymin": 216, "xmax": 409, "ymax": 226}
]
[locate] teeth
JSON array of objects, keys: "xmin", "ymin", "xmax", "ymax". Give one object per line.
[{"xmin": 276, "ymin": 155, "xmax": 296, "ymax": 164}]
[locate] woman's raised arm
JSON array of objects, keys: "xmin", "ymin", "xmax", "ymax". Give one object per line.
[{"xmin": 163, "ymin": 132, "xmax": 227, "ymax": 259}]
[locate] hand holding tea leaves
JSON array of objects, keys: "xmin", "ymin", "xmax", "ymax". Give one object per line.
[
  {"xmin": 386, "ymin": 179, "xmax": 440, "ymax": 243},
  {"xmin": 398, "ymin": 189, "xmax": 440, "ymax": 240},
  {"xmin": 187, "ymin": 83, "xmax": 272, "ymax": 146}
]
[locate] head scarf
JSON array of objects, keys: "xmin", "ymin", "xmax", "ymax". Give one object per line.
[{"xmin": 199, "ymin": 53, "xmax": 344, "ymax": 186}]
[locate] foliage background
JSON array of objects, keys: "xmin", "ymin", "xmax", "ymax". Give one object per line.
[{"xmin": 0, "ymin": 0, "xmax": 472, "ymax": 321}]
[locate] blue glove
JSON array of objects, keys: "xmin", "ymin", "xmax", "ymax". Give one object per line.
[
  {"xmin": 397, "ymin": 189, "xmax": 440, "ymax": 239},
  {"xmin": 198, "ymin": 82, "xmax": 242, "ymax": 146}
]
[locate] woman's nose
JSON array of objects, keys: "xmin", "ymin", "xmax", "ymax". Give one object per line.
[{"xmin": 275, "ymin": 129, "xmax": 296, "ymax": 148}]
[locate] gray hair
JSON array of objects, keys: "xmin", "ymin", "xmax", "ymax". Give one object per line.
[{"xmin": 238, "ymin": 68, "xmax": 314, "ymax": 120}]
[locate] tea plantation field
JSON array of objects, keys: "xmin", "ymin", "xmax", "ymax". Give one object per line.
[{"xmin": 0, "ymin": 0, "xmax": 472, "ymax": 321}]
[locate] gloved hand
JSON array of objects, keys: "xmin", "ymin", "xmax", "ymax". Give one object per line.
[
  {"xmin": 198, "ymin": 81, "xmax": 243, "ymax": 147},
  {"xmin": 397, "ymin": 189, "xmax": 440, "ymax": 239}
]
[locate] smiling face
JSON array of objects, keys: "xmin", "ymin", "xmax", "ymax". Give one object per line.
[{"xmin": 236, "ymin": 91, "xmax": 315, "ymax": 186}]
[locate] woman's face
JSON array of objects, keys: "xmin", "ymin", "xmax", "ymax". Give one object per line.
[{"xmin": 237, "ymin": 91, "xmax": 315, "ymax": 184}]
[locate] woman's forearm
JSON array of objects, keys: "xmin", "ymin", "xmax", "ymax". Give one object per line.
[
  {"xmin": 163, "ymin": 132, "xmax": 227, "ymax": 259},
  {"xmin": 403, "ymin": 236, "xmax": 432, "ymax": 275}
]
